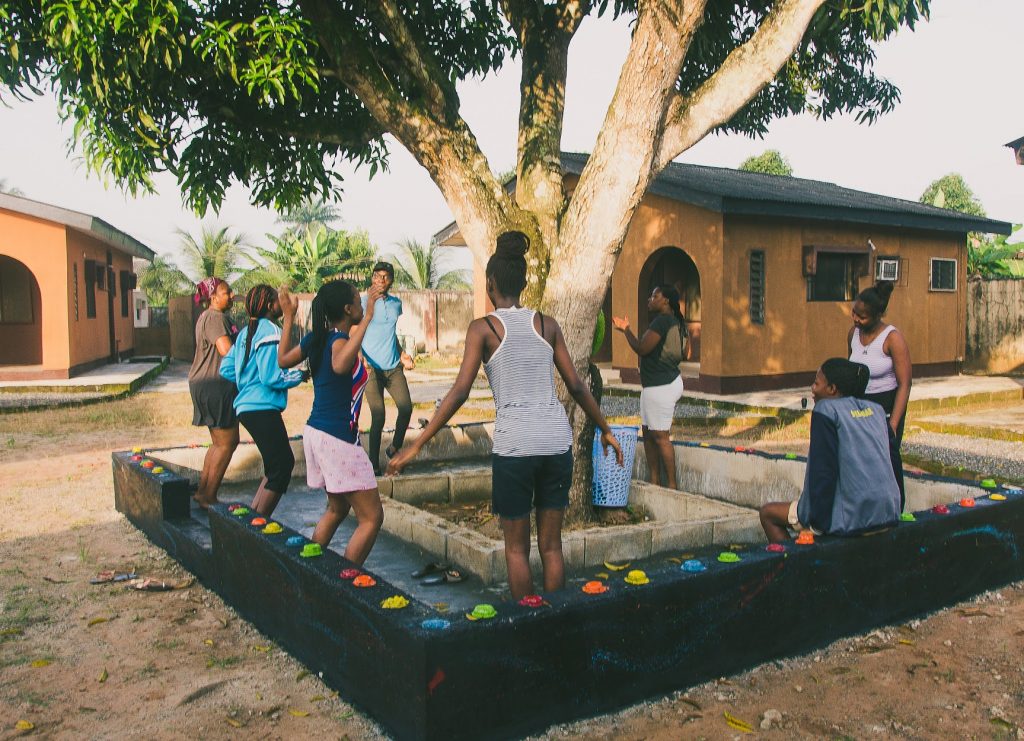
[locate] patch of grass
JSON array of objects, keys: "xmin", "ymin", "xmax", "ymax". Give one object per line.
[
  {"xmin": 12, "ymin": 688, "xmax": 52, "ymax": 708},
  {"xmin": 153, "ymin": 638, "xmax": 183, "ymax": 651},
  {"xmin": 135, "ymin": 660, "xmax": 160, "ymax": 679},
  {"xmin": 76, "ymin": 535, "xmax": 95, "ymax": 565},
  {"xmin": 1, "ymin": 586, "xmax": 54, "ymax": 632},
  {"xmin": 0, "ymin": 651, "xmax": 55, "ymax": 670},
  {"xmin": 206, "ymin": 654, "xmax": 244, "ymax": 670}
]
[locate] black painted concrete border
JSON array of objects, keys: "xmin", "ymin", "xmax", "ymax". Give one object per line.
[{"xmin": 113, "ymin": 447, "xmax": 1024, "ymax": 740}]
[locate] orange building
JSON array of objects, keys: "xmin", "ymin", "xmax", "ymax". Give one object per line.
[
  {"xmin": 0, "ymin": 193, "xmax": 155, "ymax": 380},
  {"xmin": 437, "ymin": 153, "xmax": 1012, "ymax": 393}
]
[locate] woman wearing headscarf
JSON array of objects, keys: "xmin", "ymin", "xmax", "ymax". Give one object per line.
[{"xmin": 188, "ymin": 277, "xmax": 239, "ymax": 508}]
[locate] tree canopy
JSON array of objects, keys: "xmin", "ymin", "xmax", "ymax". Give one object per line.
[
  {"xmin": 919, "ymin": 173, "xmax": 986, "ymax": 218},
  {"xmin": 739, "ymin": 149, "xmax": 793, "ymax": 176}
]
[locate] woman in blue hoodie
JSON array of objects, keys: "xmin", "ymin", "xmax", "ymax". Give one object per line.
[{"xmin": 221, "ymin": 285, "xmax": 305, "ymax": 517}]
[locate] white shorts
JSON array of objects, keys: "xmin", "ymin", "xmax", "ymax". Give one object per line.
[
  {"xmin": 640, "ymin": 375, "xmax": 684, "ymax": 431},
  {"xmin": 303, "ymin": 425, "xmax": 378, "ymax": 494}
]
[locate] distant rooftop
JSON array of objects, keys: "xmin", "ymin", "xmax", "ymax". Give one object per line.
[
  {"xmin": 1006, "ymin": 136, "xmax": 1024, "ymax": 165},
  {"xmin": 0, "ymin": 192, "xmax": 156, "ymax": 261},
  {"xmin": 434, "ymin": 152, "xmax": 1011, "ymax": 245}
]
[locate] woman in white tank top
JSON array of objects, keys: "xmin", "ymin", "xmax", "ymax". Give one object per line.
[
  {"xmin": 388, "ymin": 231, "xmax": 624, "ymax": 600},
  {"xmin": 848, "ymin": 281, "xmax": 912, "ymax": 443}
]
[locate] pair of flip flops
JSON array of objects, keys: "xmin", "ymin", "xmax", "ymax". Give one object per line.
[{"xmin": 411, "ymin": 562, "xmax": 465, "ymax": 585}]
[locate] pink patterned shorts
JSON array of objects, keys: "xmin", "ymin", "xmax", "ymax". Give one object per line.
[{"xmin": 303, "ymin": 425, "xmax": 378, "ymax": 494}]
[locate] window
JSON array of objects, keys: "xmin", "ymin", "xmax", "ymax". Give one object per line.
[
  {"xmin": 930, "ymin": 258, "xmax": 957, "ymax": 291},
  {"xmin": 85, "ymin": 260, "xmax": 97, "ymax": 318},
  {"xmin": 0, "ymin": 259, "xmax": 34, "ymax": 324},
  {"xmin": 807, "ymin": 253, "xmax": 860, "ymax": 302},
  {"xmin": 95, "ymin": 263, "xmax": 105, "ymax": 291},
  {"xmin": 73, "ymin": 263, "xmax": 79, "ymax": 320},
  {"xmin": 875, "ymin": 256, "xmax": 900, "ymax": 282},
  {"xmin": 119, "ymin": 271, "xmax": 131, "ymax": 317},
  {"xmin": 749, "ymin": 250, "xmax": 765, "ymax": 325}
]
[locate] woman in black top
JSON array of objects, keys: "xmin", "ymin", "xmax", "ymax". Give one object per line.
[{"xmin": 612, "ymin": 285, "xmax": 686, "ymax": 489}]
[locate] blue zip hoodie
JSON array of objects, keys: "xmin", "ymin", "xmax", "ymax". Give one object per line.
[{"xmin": 220, "ymin": 318, "xmax": 303, "ymax": 414}]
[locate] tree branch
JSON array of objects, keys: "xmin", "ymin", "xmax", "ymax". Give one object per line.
[{"xmin": 655, "ymin": 0, "xmax": 827, "ymax": 171}]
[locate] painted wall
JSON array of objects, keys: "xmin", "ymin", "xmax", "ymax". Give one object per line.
[
  {"xmin": 0, "ymin": 209, "xmax": 71, "ymax": 371},
  {"xmin": 721, "ymin": 217, "xmax": 965, "ymax": 383},
  {"xmin": 65, "ymin": 229, "xmax": 137, "ymax": 368},
  {"xmin": 965, "ymin": 278, "xmax": 1024, "ymax": 374}
]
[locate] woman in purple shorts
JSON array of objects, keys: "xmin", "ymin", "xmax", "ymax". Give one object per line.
[
  {"xmin": 388, "ymin": 230, "xmax": 623, "ymax": 599},
  {"xmin": 277, "ymin": 280, "xmax": 385, "ymax": 565}
]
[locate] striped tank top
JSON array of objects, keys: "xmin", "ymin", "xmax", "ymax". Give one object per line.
[
  {"xmin": 484, "ymin": 307, "xmax": 573, "ymax": 457},
  {"xmin": 850, "ymin": 325, "xmax": 898, "ymax": 394}
]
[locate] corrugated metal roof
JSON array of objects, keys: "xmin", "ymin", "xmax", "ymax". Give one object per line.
[{"xmin": 0, "ymin": 192, "xmax": 156, "ymax": 261}]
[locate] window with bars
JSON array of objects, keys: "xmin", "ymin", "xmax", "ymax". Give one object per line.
[
  {"xmin": 807, "ymin": 253, "xmax": 860, "ymax": 302},
  {"xmin": 749, "ymin": 250, "xmax": 765, "ymax": 325},
  {"xmin": 930, "ymin": 258, "xmax": 957, "ymax": 291}
]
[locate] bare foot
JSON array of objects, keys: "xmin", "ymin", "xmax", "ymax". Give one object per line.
[{"xmin": 192, "ymin": 495, "xmax": 218, "ymax": 511}]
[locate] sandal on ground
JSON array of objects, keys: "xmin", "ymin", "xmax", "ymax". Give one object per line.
[
  {"xmin": 411, "ymin": 562, "xmax": 449, "ymax": 579},
  {"xmin": 90, "ymin": 571, "xmax": 137, "ymax": 584},
  {"xmin": 423, "ymin": 569, "xmax": 465, "ymax": 586}
]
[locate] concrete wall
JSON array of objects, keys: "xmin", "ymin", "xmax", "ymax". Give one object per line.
[
  {"xmin": 965, "ymin": 278, "xmax": 1024, "ymax": 374},
  {"xmin": 0, "ymin": 208, "xmax": 71, "ymax": 372},
  {"xmin": 719, "ymin": 218, "xmax": 965, "ymax": 388},
  {"xmin": 65, "ymin": 229, "xmax": 136, "ymax": 367},
  {"xmin": 168, "ymin": 295, "xmax": 198, "ymax": 362},
  {"xmin": 135, "ymin": 326, "xmax": 170, "ymax": 356},
  {"xmin": 395, "ymin": 289, "xmax": 472, "ymax": 352}
]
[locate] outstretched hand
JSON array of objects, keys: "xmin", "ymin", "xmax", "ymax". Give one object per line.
[
  {"xmin": 611, "ymin": 316, "xmax": 630, "ymax": 332},
  {"xmin": 279, "ymin": 285, "xmax": 298, "ymax": 318},
  {"xmin": 600, "ymin": 431, "xmax": 625, "ymax": 467}
]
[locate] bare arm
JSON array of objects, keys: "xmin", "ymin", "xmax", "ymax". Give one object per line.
[
  {"xmin": 277, "ymin": 287, "xmax": 306, "ymax": 368},
  {"xmin": 215, "ymin": 335, "xmax": 233, "ymax": 356},
  {"xmin": 885, "ymin": 329, "xmax": 912, "ymax": 434},
  {"xmin": 551, "ymin": 321, "xmax": 624, "ymax": 466},
  {"xmin": 331, "ymin": 286, "xmax": 381, "ymax": 374},
  {"xmin": 386, "ymin": 321, "xmax": 486, "ymax": 474},
  {"xmin": 612, "ymin": 316, "xmax": 662, "ymax": 357}
]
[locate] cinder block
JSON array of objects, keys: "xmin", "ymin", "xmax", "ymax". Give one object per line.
[
  {"xmin": 582, "ymin": 525, "xmax": 654, "ymax": 567},
  {"xmin": 650, "ymin": 520, "xmax": 714, "ymax": 554},
  {"xmin": 375, "ymin": 475, "xmax": 394, "ymax": 498},
  {"xmin": 380, "ymin": 500, "xmax": 417, "ymax": 542},
  {"xmin": 449, "ymin": 468, "xmax": 491, "ymax": 503},
  {"xmin": 712, "ymin": 514, "xmax": 765, "ymax": 546},
  {"xmin": 527, "ymin": 533, "xmax": 586, "ymax": 575},
  {"xmin": 405, "ymin": 509, "xmax": 450, "ymax": 559},
  {"xmin": 392, "ymin": 473, "xmax": 450, "ymax": 505}
]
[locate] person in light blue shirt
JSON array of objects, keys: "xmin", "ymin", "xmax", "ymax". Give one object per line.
[
  {"xmin": 220, "ymin": 285, "xmax": 305, "ymax": 517},
  {"xmin": 360, "ymin": 261, "xmax": 415, "ymax": 474}
]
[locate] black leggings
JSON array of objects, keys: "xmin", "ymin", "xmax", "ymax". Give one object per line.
[
  {"xmin": 365, "ymin": 366, "xmax": 413, "ymax": 472},
  {"xmin": 238, "ymin": 410, "xmax": 295, "ymax": 493},
  {"xmin": 862, "ymin": 388, "xmax": 905, "ymax": 445}
]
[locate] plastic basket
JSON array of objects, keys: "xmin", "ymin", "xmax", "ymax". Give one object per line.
[{"xmin": 591, "ymin": 424, "xmax": 638, "ymax": 507}]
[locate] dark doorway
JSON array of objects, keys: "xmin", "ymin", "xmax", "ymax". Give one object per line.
[
  {"xmin": 107, "ymin": 250, "xmax": 117, "ymax": 360},
  {"xmin": 638, "ymin": 247, "xmax": 702, "ymax": 361},
  {"xmin": 0, "ymin": 255, "xmax": 43, "ymax": 365}
]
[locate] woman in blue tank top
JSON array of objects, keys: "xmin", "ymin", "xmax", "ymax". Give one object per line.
[{"xmin": 388, "ymin": 231, "xmax": 624, "ymax": 600}]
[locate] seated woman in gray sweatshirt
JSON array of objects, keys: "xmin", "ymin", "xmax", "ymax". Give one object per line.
[{"xmin": 760, "ymin": 358, "xmax": 904, "ymax": 544}]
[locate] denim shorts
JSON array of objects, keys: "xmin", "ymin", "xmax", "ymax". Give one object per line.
[{"xmin": 491, "ymin": 449, "xmax": 573, "ymax": 520}]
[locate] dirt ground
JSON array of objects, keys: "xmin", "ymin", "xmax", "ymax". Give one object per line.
[{"xmin": 1, "ymin": 381, "xmax": 1023, "ymax": 739}]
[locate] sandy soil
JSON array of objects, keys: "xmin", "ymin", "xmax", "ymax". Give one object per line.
[{"xmin": 1, "ymin": 381, "xmax": 1023, "ymax": 739}]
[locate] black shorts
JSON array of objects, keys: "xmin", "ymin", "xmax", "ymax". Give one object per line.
[
  {"xmin": 238, "ymin": 410, "xmax": 295, "ymax": 494},
  {"xmin": 491, "ymin": 449, "xmax": 573, "ymax": 520}
]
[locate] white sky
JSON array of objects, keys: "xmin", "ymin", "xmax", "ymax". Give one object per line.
[{"xmin": 0, "ymin": 0, "xmax": 1021, "ymax": 274}]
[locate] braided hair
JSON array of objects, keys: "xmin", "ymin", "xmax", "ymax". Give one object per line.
[
  {"xmin": 242, "ymin": 285, "xmax": 277, "ymax": 371},
  {"xmin": 821, "ymin": 357, "xmax": 870, "ymax": 398},
  {"xmin": 307, "ymin": 279, "xmax": 358, "ymax": 376},
  {"xmin": 486, "ymin": 231, "xmax": 529, "ymax": 296},
  {"xmin": 655, "ymin": 284, "xmax": 686, "ymax": 328}
]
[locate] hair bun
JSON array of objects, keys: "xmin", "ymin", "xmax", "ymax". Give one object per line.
[
  {"xmin": 875, "ymin": 280, "xmax": 895, "ymax": 301},
  {"xmin": 495, "ymin": 230, "xmax": 529, "ymax": 258}
]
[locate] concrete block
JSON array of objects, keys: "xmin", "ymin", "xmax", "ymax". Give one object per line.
[
  {"xmin": 405, "ymin": 509, "xmax": 450, "ymax": 559},
  {"xmin": 376, "ymin": 475, "xmax": 394, "ymax": 498},
  {"xmin": 650, "ymin": 520, "xmax": 714, "ymax": 554},
  {"xmin": 449, "ymin": 468, "xmax": 491, "ymax": 503},
  {"xmin": 526, "ymin": 534, "xmax": 586, "ymax": 576},
  {"xmin": 380, "ymin": 500, "xmax": 417, "ymax": 542},
  {"xmin": 712, "ymin": 514, "xmax": 766, "ymax": 546},
  {"xmin": 392, "ymin": 473, "xmax": 450, "ymax": 505},
  {"xmin": 582, "ymin": 525, "xmax": 654, "ymax": 567},
  {"xmin": 447, "ymin": 530, "xmax": 502, "ymax": 584}
]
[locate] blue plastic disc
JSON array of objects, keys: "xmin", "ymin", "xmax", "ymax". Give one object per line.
[
  {"xmin": 682, "ymin": 559, "xmax": 706, "ymax": 573},
  {"xmin": 285, "ymin": 536, "xmax": 305, "ymax": 547},
  {"xmin": 421, "ymin": 619, "xmax": 451, "ymax": 631}
]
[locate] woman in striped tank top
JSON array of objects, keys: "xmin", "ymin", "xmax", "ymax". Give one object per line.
[
  {"xmin": 389, "ymin": 231, "xmax": 623, "ymax": 599},
  {"xmin": 848, "ymin": 281, "xmax": 912, "ymax": 444}
]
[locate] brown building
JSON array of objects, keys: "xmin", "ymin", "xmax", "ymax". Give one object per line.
[
  {"xmin": 0, "ymin": 193, "xmax": 155, "ymax": 380},
  {"xmin": 436, "ymin": 153, "xmax": 1011, "ymax": 393}
]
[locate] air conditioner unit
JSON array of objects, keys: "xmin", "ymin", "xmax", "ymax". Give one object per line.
[{"xmin": 875, "ymin": 257, "xmax": 899, "ymax": 282}]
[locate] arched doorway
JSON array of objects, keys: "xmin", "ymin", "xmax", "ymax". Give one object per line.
[
  {"xmin": 0, "ymin": 255, "xmax": 43, "ymax": 365},
  {"xmin": 638, "ymin": 246, "xmax": 701, "ymax": 362}
]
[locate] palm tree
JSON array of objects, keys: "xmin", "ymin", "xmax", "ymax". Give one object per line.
[
  {"xmin": 276, "ymin": 197, "xmax": 341, "ymax": 239},
  {"xmin": 137, "ymin": 255, "xmax": 191, "ymax": 306},
  {"xmin": 387, "ymin": 238, "xmax": 471, "ymax": 290},
  {"xmin": 176, "ymin": 225, "xmax": 250, "ymax": 282},
  {"xmin": 238, "ymin": 227, "xmax": 378, "ymax": 293}
]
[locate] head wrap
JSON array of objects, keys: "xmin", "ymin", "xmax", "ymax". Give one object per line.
[{"xmin": 194, "ymin": 277, "xmax": 225, "ymax": 305}]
